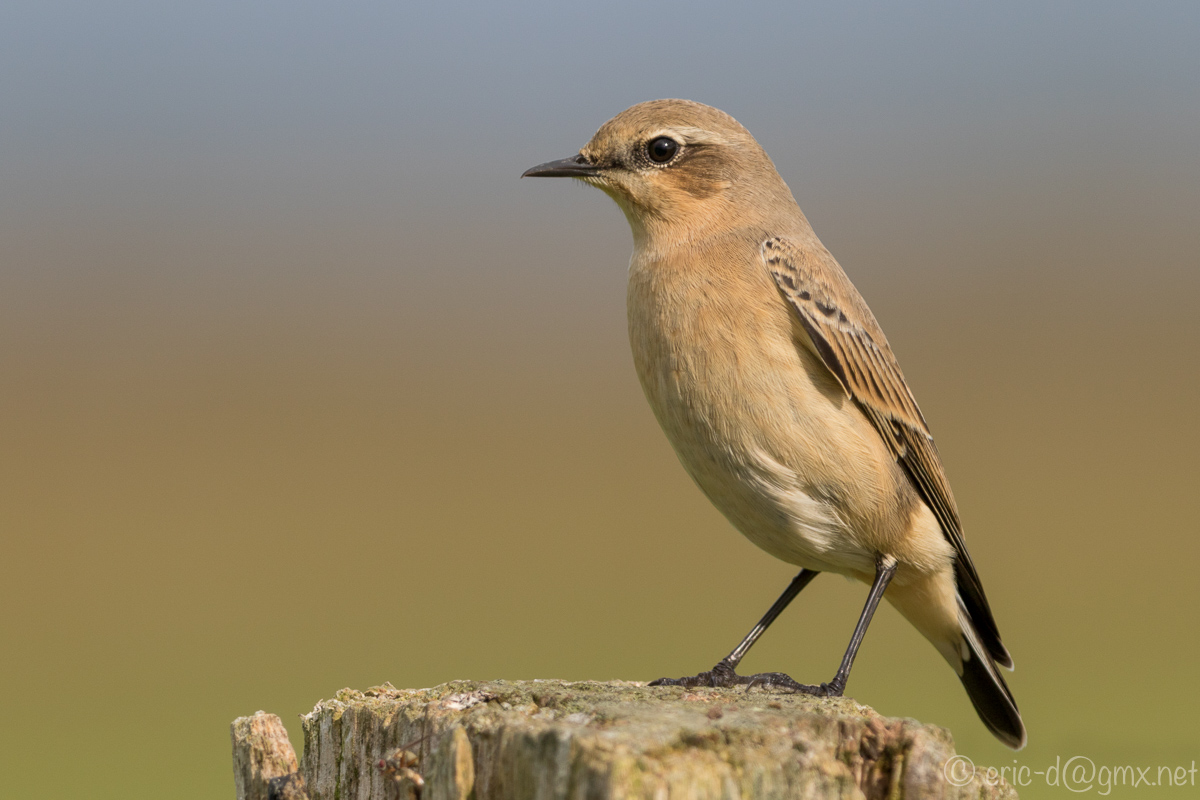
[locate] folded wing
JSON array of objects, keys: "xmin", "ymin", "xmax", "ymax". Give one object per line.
[{"xmin": 762, "ymin": 236, "xmax": 1011, "ymax": 669}]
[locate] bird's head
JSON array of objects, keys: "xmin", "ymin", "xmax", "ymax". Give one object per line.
[{"xmin": 523, "ymin": 99, "xmax": 797, "ymax": 245}]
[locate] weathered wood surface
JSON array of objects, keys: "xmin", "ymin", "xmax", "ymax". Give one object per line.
[
  {"xmin": 231, "ymin": 710, "xmax": 310, "ymax": 800},
  {"xmin": 290, "ymin": 679, "xmax": 1015, "ymax": 800}
]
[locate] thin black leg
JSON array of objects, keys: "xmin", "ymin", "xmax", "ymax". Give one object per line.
[
  {"xmin": 724, "ymin": 568, "xmax": 820, "ymax": 668},
  {"xmin": 747, "ymin": 553, "xmax": 898, "ymax": 696},
  {"xmin": 823, "ymin": 554, "xmax": 897, "ymax": 695},
  {"xmin": 648, "ymin": 569, "xmax": 819, "ymax": 688}
]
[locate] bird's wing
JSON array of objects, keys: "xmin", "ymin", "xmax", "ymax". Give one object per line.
[{"xmin": 762, "ymin": 235, "xmax": 1010, "ymax": 667}]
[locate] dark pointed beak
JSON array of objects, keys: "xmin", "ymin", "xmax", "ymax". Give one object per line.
[{"xmin": 521, "ymin": 153, "xmax": 600, "ymax": 178}]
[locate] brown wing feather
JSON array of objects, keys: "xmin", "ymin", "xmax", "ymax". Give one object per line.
[{"xmin": 762, "ymin": 236, "xmax": 1011, "ymax": 668}]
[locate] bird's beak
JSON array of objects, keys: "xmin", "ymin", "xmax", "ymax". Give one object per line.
[{"xmin": 521, "ymin": 153, "xmax": 601, "ymax": 179}]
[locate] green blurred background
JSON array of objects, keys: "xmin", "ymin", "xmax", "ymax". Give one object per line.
[{"xmin": 2, "ymin": 2, "xmax": 1198, "ymax": 797}]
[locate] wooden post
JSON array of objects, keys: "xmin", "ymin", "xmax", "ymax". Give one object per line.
[
  {"xmin": 231, "ymin": 711, "xmax": 310, "ymax": 800},
  {"xmin": 234, "ymin": 680, "xmax": 1018, "ymax": 799}
]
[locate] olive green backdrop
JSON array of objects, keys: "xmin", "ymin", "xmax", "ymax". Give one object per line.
[{"xmin": 2, "ymin": 2, "xmax": 1198, "ymax": 798}]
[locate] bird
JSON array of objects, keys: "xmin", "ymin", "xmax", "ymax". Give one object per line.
[{"xmin": 522, "ymin": 99, "xmax": 1025, "ymax": 749}]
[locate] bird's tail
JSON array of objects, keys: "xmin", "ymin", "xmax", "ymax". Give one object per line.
[
  {"xmin": 957, "ymin": 596, "xmax": 1026, "ymax": 750},
  {"xmin": 886, "ymin": 570, "xmax": 1025, "ymax": 750}
]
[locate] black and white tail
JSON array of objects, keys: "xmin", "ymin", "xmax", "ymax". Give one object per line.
[{"xmin": 958, "ymin": 596, "xmax": 1026, "ymax": 749}]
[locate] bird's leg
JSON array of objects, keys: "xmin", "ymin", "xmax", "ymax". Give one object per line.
[
  {"xmin": 747, "ymin": 554, "xmax": 899, "ymax": 696},
  {"xmin": 649, "ymin": 569, "xmax": 819, "ymax": 688}
]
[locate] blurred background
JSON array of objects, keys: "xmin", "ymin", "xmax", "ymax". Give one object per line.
[{"xmin": 2, "ymin": 2, "xmax": 1198, "ymax": 797}]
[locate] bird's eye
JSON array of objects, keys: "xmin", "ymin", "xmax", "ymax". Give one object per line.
[{"xmin": 647, "ymin": 137, "xmax": 679, "ymax": 163}]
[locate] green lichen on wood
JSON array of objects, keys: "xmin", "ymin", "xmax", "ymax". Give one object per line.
[{"xmin": 299, "ymin": 679, "xmax": 1016, "ymax": 800}]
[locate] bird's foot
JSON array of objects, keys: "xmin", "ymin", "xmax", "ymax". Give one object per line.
[
  {"xmin": 744, "ymin": 673, "xmax": 845, "ymax": 697},
  {"xmin": 649, "ymin": 662, "xmax": 844, "ymax": 696},
  {"xmin": 648, "ymin": 659, "xmax": 747, "ymax": 688}
]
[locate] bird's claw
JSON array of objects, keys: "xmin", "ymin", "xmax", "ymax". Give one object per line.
[
  {"xmin": 648, "ymin": 660, "xmax": 744, "ymax": 688},
  {"xmin": 741, "ymin": 672, "xmax": 825, "ymax": 694},
  {"xmin": 650, "ymin": 663, "xmax": 842, "ymax": 696}
]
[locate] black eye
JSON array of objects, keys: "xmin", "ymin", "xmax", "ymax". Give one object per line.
[{"xmin": 647, "ymin": 137, "xmax": 679, "ymax": 163}]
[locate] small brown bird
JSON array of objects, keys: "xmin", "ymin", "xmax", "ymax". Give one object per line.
[{"xmin": 523, "ymin": 99, "xmax": 1025, "ymax": 749}]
